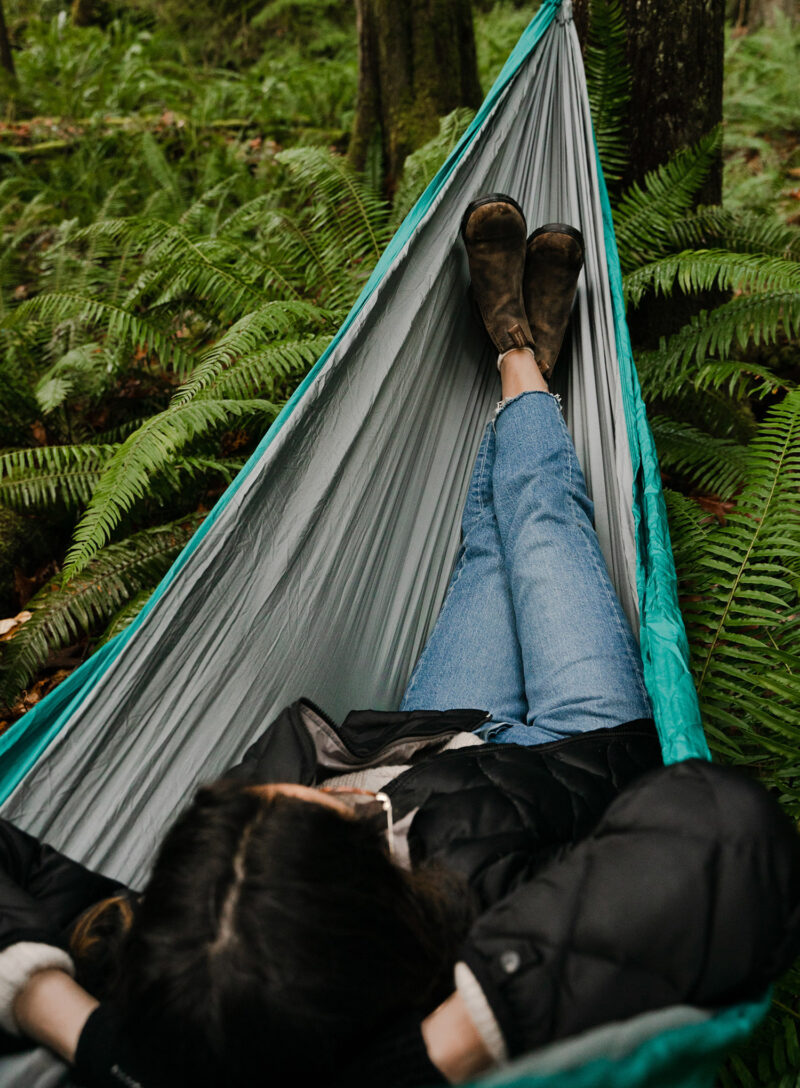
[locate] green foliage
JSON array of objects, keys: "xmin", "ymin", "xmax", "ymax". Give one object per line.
[
  {"xmin": 669, "ymin": 392, "xmax": 800, "ymax": 801},
  {"xmin": 473, "ymin": 2, "xmax": 533, "ymax": 92},
  {"xmin": 0, "ymin": 140, "xmax": 390, "ymax": 694},
  {"xmin": 391, "ymin": 108, "xmax": 475, "ymax": 229},
  {"xmin": 584, "ymin": 0, "xmax": 630, "ymax": 187},
  {"xmin": 723, "ymin": 15, "xmax": 800, "ymax": 217},
  {"xmin": 613, "ymin": 131, "xmax": 721, "ymax": 271},
  {"xmin": 0, "ymin": 513, "xmax": 203, "ymax": 706},
  {"xmin": 1, "ymin": 4, "xmax": 800, "ymax": 1081}
]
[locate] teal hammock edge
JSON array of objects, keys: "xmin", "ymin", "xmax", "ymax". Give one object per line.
[
  {"xmin": 0, "ymin": 1, "xmax": 562, "ymax": 800},
  {"xmin": 472, "ymin": 994, "xmax": 771, "ymax": 1088},
  {"xmin": 593, "ymin": 159, "xmax": 709, "ymax": 766}
]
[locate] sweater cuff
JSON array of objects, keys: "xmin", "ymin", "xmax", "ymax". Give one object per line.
[
  {"xmin": 0, "ymin": 941, "xmax": 75, "ymax": 1035},
  {"xmin": 455, "ymin": 960, "xmax": 508, "ymax": 1064}
]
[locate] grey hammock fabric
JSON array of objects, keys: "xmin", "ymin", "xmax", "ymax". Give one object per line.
[
  {"xmin": 1, "ymin": 4, "xmax": 759, "ymax": 1086},
  {"xmin": 1, "ymin": 5, "xmax": 639, "ymax": 885}
]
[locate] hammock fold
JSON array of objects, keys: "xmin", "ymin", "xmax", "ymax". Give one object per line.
[{"xmin": 0, "ymin": 2, "xmax": 769, "ymax": 1083}]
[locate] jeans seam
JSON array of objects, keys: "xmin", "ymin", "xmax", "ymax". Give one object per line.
[
  {"xmin": 565, "ymin": 445, "xmax": 651, "ymax": 715},
  {"xmin": 403, "ymin": 512, "xmax": 495, "ymax": 701}
]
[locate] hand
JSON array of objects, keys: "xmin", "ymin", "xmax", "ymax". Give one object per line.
[
  {"xmin": 12, "ymin": 968, "xmax": 98, "ymax": 1063},
  {"xmin": 421, "ymin": 991, "xmax": 493, "ymax": 1084}
]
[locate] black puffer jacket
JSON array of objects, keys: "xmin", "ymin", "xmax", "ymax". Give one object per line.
[
  {"xmin": 2, "ymin": 700, "xmax": 800, "ymax": 1078},
  {"xmin": 225, "ymin": 700, "xmax": 800, "ymax": 1058}
]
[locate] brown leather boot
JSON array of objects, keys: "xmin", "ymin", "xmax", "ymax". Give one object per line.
[
  {"xmin": 461, "ymin": 194, "xmax": 535, "ymax": 356},
  {"xmin": 523, "ymin": 223, "xmax": 585, "ymax": 379}
]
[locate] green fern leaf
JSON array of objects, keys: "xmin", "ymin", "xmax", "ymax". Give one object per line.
[
  {"xmin": 625, "ymin": 250, "xmax": 800, "ymax": 307},
  {"xmin": 673, "ymin": 392, "xmax": 800, "ymax": 783},
  {"xmin": 1, "ymin": 292, "xmax": 193, "ymax": 376},
  {"xmin": 171, "ymin": 302, "xmax": 331, "ymax": 405},
  {"xmin": 584, "ymin": 0, "xmax": 631, "ymax": 185},
  {"xmin": 614, "ymin": 131, "xmax": 721, "ymax": 270},
  {"xmin": 0, "ymin": 514, "xmax": 203, "ymax": 707},
  {"xmin": 0, "ymin": 444, "xmax": 117, "ymax": 511},
  {"xmin": 62, "ymin": 399, "xmax": 275, "ymax": 578},
  {"xmin": 651, "ymin": 416, "xmax": 748, "ymax": 499}
]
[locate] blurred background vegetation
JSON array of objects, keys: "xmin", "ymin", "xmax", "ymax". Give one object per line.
[{"xmin": 0, "ymin": 0, "xmax": 799, "ymax": 1082}]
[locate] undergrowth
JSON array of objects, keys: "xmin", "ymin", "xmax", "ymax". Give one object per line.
[{"xmin": 0, "ymin": 1, "xmax": 799, "ymax": 1083}]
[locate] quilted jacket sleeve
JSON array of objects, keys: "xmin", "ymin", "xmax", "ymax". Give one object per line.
[
  {"xmin": 459, "ymin": 760, "xmax": 800, "ymax": 1058},
  {"xmin": 0, "ymin": 819, "xmax": 127, "ymax": 953}
]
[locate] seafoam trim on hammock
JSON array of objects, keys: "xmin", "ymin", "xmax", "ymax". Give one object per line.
[
  {"xmin": 0, "ymin": 3, "xmax": 563, "ymax": 799},
  {"xmin": 591, "ymin": 122, "xmax": 708, "ymax": 764}
]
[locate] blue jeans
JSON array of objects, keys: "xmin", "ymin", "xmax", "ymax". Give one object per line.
[{"xmin": 401, "ymin": 391, "xmax": 651, "ymax": 745}]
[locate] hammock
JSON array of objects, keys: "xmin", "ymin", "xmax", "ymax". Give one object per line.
[{"xmin": 0, "ymin": 1, "xmax": 770, "ymax": 1084}]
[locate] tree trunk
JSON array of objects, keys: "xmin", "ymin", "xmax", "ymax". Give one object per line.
[
  {"xmin": 71, "ymin": 0, "xmax": 99, "ymax": 27},
  {"xmin": 350, "ymin": 0, "xmax": 482, "ymax": 191},
  {"xmin": 573, "ymin": 0, "xmax": 725, "ymax": 203},
  {"xmin": 728, "ymin": 0, "xmax": 796, "ymax": 27},
  {"xmin": 0, "ymin": 0, "xmax": 15, "ymax": 81}
]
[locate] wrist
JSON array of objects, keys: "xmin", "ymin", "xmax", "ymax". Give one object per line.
[
  {"xmin": 421, "ymin": 991, "xmax": 493, "ymax": 1084},
  {"xmin": 0, "ymin": 941, "xmax": 75, "ymax": 1036},
  {"xmin": 13, "ymin": 969, "xmax": 97, "ymax": 1062}
]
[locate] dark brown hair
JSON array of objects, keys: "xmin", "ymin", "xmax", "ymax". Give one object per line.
[
  {"xmin": 70, "ymin": 893, "xmax": 136, "ymax": 999},
  {"xmin": 112, "ymin": 779, "xmax": 471, "ymax": 1086}
]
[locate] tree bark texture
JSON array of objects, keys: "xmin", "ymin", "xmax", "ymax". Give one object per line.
[
  {"xmin": 0, "ymin": 0, "xmax": 15, "ymax": 80},
  {"xmin": 350, "ymin": 0, "xmax": 482, "ymax": 190},
  {"xmin": 573, "ymin": 0, "xmax": 725, "ymax": 203},
  {"xmin": 727, "ymin": 0, "xmax": 797, "ymax": 27}
]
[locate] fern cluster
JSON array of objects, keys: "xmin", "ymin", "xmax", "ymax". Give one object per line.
[
  {"xmin": 0, "ymin": 147, "xmax": 399, "ymax": 702},
  {"xmin": 586, "ymin": 3, "xmax": 800, "ymax": 1082},
  {"xmin": 1, "ymin": 3, "xmax": 800, "ymax": 1081}
]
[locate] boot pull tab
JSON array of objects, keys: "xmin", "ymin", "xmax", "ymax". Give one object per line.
[{"xmin": 509, "ymin": 324, "xmax": 530, "ymax": 350}]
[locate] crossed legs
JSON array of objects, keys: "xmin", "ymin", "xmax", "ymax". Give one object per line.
[{"xmin": 401, "ymin": 350, "xmax": 652, "ymax": 745}]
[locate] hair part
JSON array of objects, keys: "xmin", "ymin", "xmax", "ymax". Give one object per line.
[{"xmin": 114, "ymin": 779, "xmax": 470, "ymax": 1087}]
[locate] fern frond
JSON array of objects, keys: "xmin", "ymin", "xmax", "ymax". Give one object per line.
[
  {"xmin": 170, "ymin": 302, "xmax": 330, "ymax": 404},
  {"xmin": 585, "ymin": 0, "xmax": 630, "ymax": 185},
  {"xmin": 650, "ymin": 416, "xmax": 748, "ymax": 499},
  {"xmin": 614, "ymin": 131, "xmax": 721, "ymax": 270},
  {"xmin": 0, "ymin": 514, "xmax": 203, "ymax": 706},
  {"xmin": 676, "ymin": 392, "xmax": 800, "ymax": 778},
  {"xmin": 663, "ymin": 489, "xmax": 712, "ymax": 572},
  {"xmin": 1, "ymin": 292, "xmax": 193, "ymax": 376},
  {"xmin": 197, "ymin": 335, "xmax": 332, "ymax": 401},
  {"xmin": 670, "ymin": 207, "xmax": 800, "ymax": 261},
  {"xmin": 275, "ymin": 147, "xmax": 390, "ymax": 262},
  {"xmin": 644, "ymin": 292, "xmax": 800, "ymax": 375},
  {"xmin": 62, "ymin": 398, "xmax": 275, "ymax": 578},
  {"xmin": 0, "ymin": 444, "xmax": 117, "ymax": 510},
  {"xmin": 624, "ymin": 250, "xmax": 800, "ymax": 307},
  {"xmin": 96, "ymin": 588, "xmax": 154, "ymax": 647}
]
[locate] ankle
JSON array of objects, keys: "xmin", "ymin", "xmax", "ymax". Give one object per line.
[{"xmin": 498, "ymin": 348, "xmax": 549, "ymax": 398}]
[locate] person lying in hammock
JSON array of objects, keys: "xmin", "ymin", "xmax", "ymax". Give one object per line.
[{"xmin": 2, "ymin": 195, "xmax": 800, "ymax": 1088}]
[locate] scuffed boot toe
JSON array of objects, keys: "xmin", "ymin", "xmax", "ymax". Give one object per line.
[
  {"xmin": 523, "ymin": 223, "xmax": 584, "ymax": 379},
  {"xmin": 461, "ymin": 195, "xmax": 535, "ymax": 357}
]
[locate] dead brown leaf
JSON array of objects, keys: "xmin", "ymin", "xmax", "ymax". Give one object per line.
[{"xmin": 0, "ymin": 611, "xmax": 32, "ymax": 640}]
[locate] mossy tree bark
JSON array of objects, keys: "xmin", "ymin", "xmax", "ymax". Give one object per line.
[
  {"xmin": 573, "ymin": 0, "xmax": 725, "ymax": 203},
  {"xmin": 350, "ymin": 0, "xmax": 482, "ymax": 191},
  {"xmin": 71, "ymin": 0, "xmax": 100, "ymax": 27},
  {"xmin": 727, "ymin": 0, "xmax": 796, "ymax": 27},
  {"xmin": 0, "ymin": 0, "xmax": 15, "ymax": 81}
]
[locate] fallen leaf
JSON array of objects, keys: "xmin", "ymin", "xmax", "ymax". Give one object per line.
[
  {"xmin": 30, "ymin": 420, "xmax": 47, "ymax": 445},
  {"xmin": 0, "ymin": 611, "xmax": 33, "ymax": 640}
]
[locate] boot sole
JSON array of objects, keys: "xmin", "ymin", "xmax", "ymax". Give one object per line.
[
  {"xmin": 460, "ymin": 193, "xmax": 526, "ymax": 243},
  {"xmin": 527, "ymin": 222, "xmax": 585, "ymax": 254}
]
